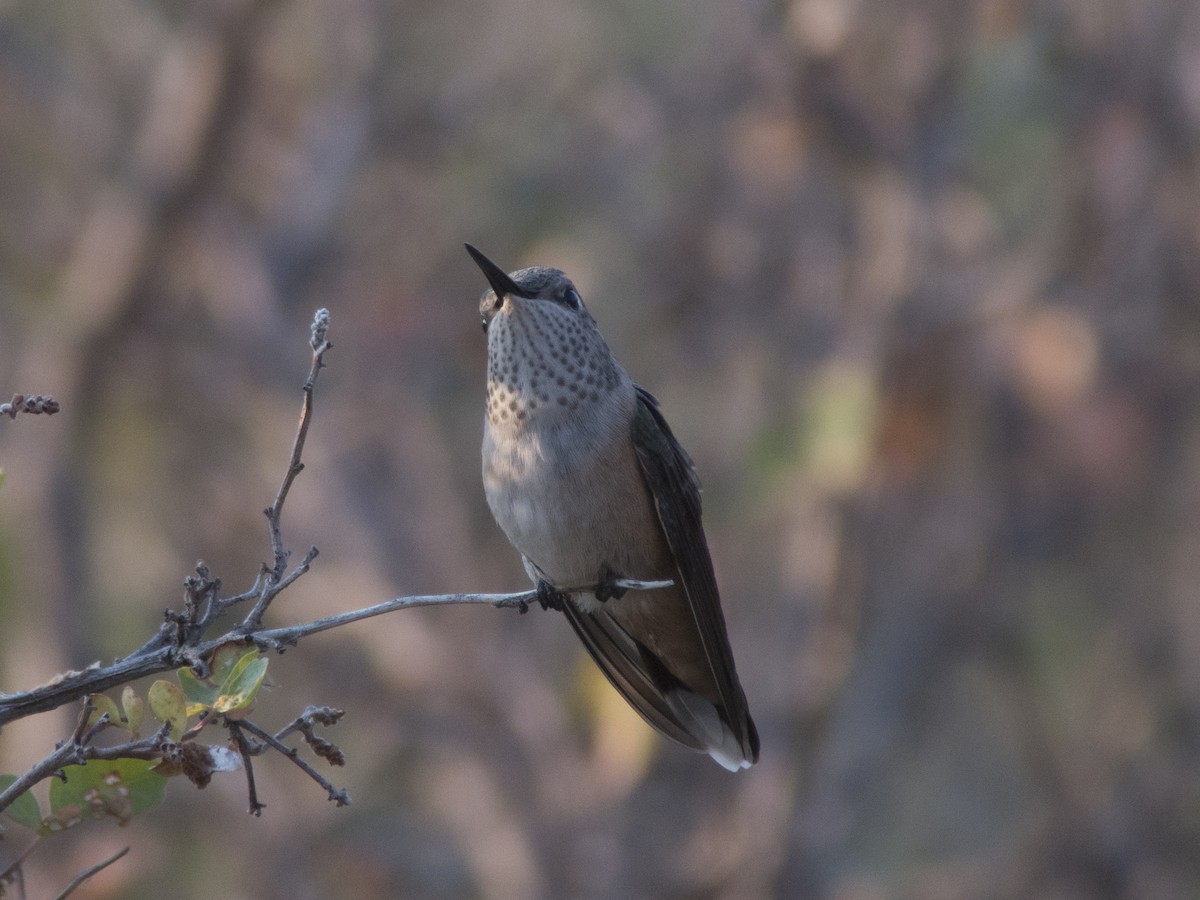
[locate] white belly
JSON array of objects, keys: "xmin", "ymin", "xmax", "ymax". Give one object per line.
[{"xmin": 482, "ymin": 415, "xmax": 667, "ymax": 590}]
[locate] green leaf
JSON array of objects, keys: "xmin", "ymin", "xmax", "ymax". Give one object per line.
[
  {"xmin": 211, "ymin": 643, "xmax": 250, "ymax": 686},
  {"xmin": 177, "ymin": 647, "xmax": 268, "ymax": 719},
  {"xmin": 0, "ymin": 774, "xmax": 43, "ymax": 831},
  {"xmin": 147, "ymin": 680, "xmax": 188, "ymax": 739},
  {"xmin": 43, "ymin": 758, "xmax": 166, "ymax": 833},
  {"xmin": 177, "ymin": 667, "xmax": 219, "ymax": 716},
  {"xmin": 176, "ymin": 643, "xmax": 254, "ymax": 716},
  {"xmin": 212, "ymin": 652, "xmax": 268, "ymax": 717}
]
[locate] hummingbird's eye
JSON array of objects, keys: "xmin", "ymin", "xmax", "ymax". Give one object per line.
[{"xmin": 563, "ymin": 288, "xmax": 583, "ymax": 310}]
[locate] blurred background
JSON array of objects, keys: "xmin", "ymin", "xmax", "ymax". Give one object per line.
[{"xmin": 1, "ymin": 0, "xmax": 1199, "ymax": 897}]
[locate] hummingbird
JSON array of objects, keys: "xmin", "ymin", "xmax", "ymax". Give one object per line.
[{"xmin": 466, "ymin": 243, "xmax": 759, "ymax": 771}]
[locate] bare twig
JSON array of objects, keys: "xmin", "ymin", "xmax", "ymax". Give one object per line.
[
  {"xmin": 226, "ymin": 722, "xmax": 265, "ymax": 816},
  {"xmin": 54, "ymin": 845, "xmax": 129, "ymax": 900},
  {"xmin": 279, "ymin": 706, "xmax": 345, "ymax": 766},
  {"xmin": 204, "ymin": 569, "xmax": 269, "ymax": 627},
  {"xmin": 246, "ymin": 577, "xmax": 673, "ymax": 651},
  {"xmin": 274, "ymin": 705, "xmax": 343, "ymax": 743},
  {"xmin": 0, "ymin": 577, "xmax": 670, "ymax": 733},
  {"xmin": 0, "ymin": 651, "xmax": 182, "ymax": 729},
  {"xmin": 0, "ymin": 711, "xmax": 170, "ymax": 816},
  {"xmin": 0, "ymin": 705, "xmax": 100, "ymax": 814},
  {"xmin": 236, "ymin": 718, "xmax": 351, "ymax": 807},
  {"xmin": 242, "ymin": 310, "xmax": 331, "ymax": 631},
  {"xmin": 0, "ymin": 394, "xmax": 60, "ymax": 419},
  {"xmin": 222, "ymin": 705, "xmax": 347, "ymax": 808}
]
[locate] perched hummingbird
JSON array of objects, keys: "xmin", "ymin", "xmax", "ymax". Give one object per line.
[{"xmin": 466, "ymin": 243, "xmax": 759, "ymax": 771}]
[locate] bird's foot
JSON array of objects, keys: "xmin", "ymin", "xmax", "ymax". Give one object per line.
[
  {"xmin": 535, "ymin": 580, "xmax": 568, "ymax": 612},
  {"xmin": 594, "ymin": 565, "xmax": 628, "ymax": 603}
]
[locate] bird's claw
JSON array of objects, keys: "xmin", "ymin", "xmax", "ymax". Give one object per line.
[
  {"xmin": 594, "ymin": 565, "xmax": 628, "ymax": 603},
  {"xmin": 536, "ymin": 580, "xmax": 568, "ymax": 612}
]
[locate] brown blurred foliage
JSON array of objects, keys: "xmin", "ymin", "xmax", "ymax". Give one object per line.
[{"xmin": 2, "ymin": 0, "xmax": 1200, "ymax": 897}]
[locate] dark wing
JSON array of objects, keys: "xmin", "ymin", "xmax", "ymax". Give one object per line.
[
  {"xmin": 560, "ymin": 603, "xmax": 707, "ymax": 751},
  {"xmin": 628, "ymin": 386, "xmax": 759, "ymax": 762}
]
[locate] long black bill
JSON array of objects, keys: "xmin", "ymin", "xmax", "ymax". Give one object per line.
[{"xmin": 465, "ymin": 243, "xmax": 525, "ymax": 300}]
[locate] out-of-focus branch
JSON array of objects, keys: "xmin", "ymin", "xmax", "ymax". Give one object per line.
[
  {"xmin": 55, "ymin": 846, "xmax": 130, "ymax": 900},
  {"xmin": 0, "ymin": 840, "xmax": 34, "ymax": 895}
]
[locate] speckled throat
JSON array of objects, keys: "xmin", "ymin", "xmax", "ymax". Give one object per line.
[{"xmin": 485, "ymin": 295, "xmax": 625, "ymax": 430}]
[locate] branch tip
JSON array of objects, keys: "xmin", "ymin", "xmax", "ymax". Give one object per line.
[
  {"xmin": 1, "ymin": 393, "xmax": 61, "ymax": 419},
  {"xmin": 310, "ymin": 308, "xmax": 331, "ymax": 350}
]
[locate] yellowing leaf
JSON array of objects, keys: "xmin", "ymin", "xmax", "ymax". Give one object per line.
[
  {"xmin": 148, "ymin": 679, "xmax": 188, "ymax": 739},
  {"xmin": 122, "ymin": 685, "xmax": 145, "ymax": 736},
  {"xmin": 213, "ymin": 654, "xmax": 268, "ymax": 716},
  {"xmin": 173, "ymin": 647, "xmax": 268, "ymax": 721},
  {"xmin": 178, "ymin": 666, "xmax": 219, "ymax": 714},
  {"xmin": 87, "ymin": 693, "xmax": 121, "ymax": 729}
]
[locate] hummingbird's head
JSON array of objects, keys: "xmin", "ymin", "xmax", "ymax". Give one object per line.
[
  {"xmin": 465, "ymin": 243, "xmax": 627, "ymax": 430},
  {"xmin": 465, "ymin": 243, "xmax": 591, "ymax": 333}
]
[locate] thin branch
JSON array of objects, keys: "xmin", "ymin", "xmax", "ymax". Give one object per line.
[
  {"xmin": 54, "ymin": 846, "xmax": 129, "ymax": 900},
  {"xmin": 0, "ymin": 577, "xmax": 671, "ymax": 733},
  {"xmin": 72, "ymin": 697, "xmax": 100, "ymax": 743},
  {"xmin": 280, "ymin": 706, "xmax": 344, "ymax": 766},
  {"xmin": 246, "ymin": 577, "xmax": 673, "ymax": 651},
  {"xmin": 120, "ymin": 621, "xmax": 179, "ymax": 662},
  {"xmin": 263, "ymin": 546, "xmax": 319, "ymax": 603},
  {"xmin": 0, "ymin": 651, "xmax": 180, "ymax": 729},
  {"xmin": 211, "ymin": 569, "xmax": 269, "ymax": 618},
  {"xmin": 242, "ymin": 312, "xmax": 331, "ymax": 630},
  {"xmin": 274, "ymin": 705, "xmax": 343, "ymax": 743},
  {"xmin": 236, "ymin": 718, "xmax": 351, "ymax": 807},
  {"xmin": 0, "ymin": 738, "xmax": 81, "ymax": 820},
  {"xmin": 226, "ymin": 721, "xmax": 265, "ymax": 816},
  {"xmin": 0, "ymin": 703, "xmax": 103, "ymax": 814},
  {"xmin": 83, "ymin": 735, "xmax": 174, "ymax": 764},
  {"xmin": 0, "ymin": 715, "xmax": 172, "ymax": 816}
]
